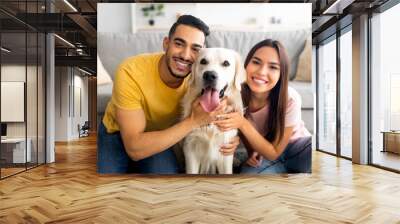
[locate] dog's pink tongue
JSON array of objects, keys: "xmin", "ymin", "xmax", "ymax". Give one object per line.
[{"xmin": 200, "ymin": 89, "xmax": 220, "ymax": 112}]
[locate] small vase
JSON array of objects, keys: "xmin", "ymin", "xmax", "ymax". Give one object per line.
[{"xmin": 149, "ymin": 19, "xmax": 155, "ymax": 26}]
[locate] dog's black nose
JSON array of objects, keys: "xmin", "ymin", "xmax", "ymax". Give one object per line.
[{"xmin": 203, "ymin": 71, "xmax": 217, "ymax": 82}]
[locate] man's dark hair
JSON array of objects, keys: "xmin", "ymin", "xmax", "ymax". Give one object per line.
[{"xmin": 168, "ymin": 15, "xmax": 210, "ymax": 39}]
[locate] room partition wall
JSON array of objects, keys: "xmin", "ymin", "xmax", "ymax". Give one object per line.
[
  {"xmin": 316, "ymin": 25, "xmax": 353, "ymax": 159},
  {"xmin": 339, "ymin": 26, "xmax": 352, "ymax": 159},
  {"xmin": 317, "ymin": 35, "xmax": 337, "ymax": 156},
  {"xmin": 0, "ymin": 1, "xmax": 46, "ymax": 179}
]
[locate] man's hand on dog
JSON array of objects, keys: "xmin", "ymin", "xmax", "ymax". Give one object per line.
[{"xmin": 219, "ymin": 136, "xmax": 240, "ymax": 155}]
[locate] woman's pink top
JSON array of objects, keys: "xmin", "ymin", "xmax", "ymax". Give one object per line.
[{"xmin": 247, "ymin": 87, "xmax": 311, "ymax": 143}]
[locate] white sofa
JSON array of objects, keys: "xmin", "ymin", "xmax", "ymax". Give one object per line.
[{"xmin": 97, "ymin": 29, "xmax": 314, "ymax": 133}]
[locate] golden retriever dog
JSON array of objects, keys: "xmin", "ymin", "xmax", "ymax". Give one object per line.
[{"xmin": 181, "ymin": 48, "xmax": 245, "ymax": 174}]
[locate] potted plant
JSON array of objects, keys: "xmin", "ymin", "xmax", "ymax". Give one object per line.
[{"xmin": 141, "ymin": 4, "xmax": 164, "ymax": 26}]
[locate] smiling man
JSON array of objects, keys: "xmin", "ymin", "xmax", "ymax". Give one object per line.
[{"xmin": 97, "ymin": 15, "xmax": 239, "ymax": 174}]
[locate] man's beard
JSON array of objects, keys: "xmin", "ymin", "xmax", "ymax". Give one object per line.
[{"xmin": 167, "ymin": 56, "xmax": 191, "ymax": 79}]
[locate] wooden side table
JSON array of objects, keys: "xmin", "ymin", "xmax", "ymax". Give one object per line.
[{"xmin": 381, "ymin": 131, "xmax": 400, "ymax": 154}]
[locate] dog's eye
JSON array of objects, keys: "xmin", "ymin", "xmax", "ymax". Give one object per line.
[
  {"xmin": 200, "ymin": 58, "xmax": 208, "ymax": 65},
  {"xmin": 222, "ymin": 60, "xmax": 230, "ymax": 67}
]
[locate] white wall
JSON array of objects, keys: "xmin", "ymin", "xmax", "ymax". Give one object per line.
[
  {"xmin": 55, "ymin": 67, "xmax": 89, "ymax": 141},
  {"xmin": 55, "ymin": 67, "xmax": 69, "ymax": 141},
  {"xmin": 1, "ymin": 65, "xmax": 26, "ymax": 81},
  {"xmin": 98, "ymin": 3, "xmax": 134, "ymax": 33},
  {"xmin": 98, "ymin": 3, "xmax": 311, "ymax": 33},
  {"xmin": 196, "ymin": 3, "xmax": 311, "ymax": 31},
  {"xmin": 72, "ymin": 73, "xmax": 89, "ymax": 138},
  {"xmin": 135, "ymin": 3, "xmax": 311, "ymax": 31}
]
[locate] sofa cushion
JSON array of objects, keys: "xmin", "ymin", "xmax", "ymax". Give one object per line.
[
  {"xmin": 289, "ymin": 81, "xmax": 314, "ymax": 134},
  {"xmin": 289, "ymin": 81, "xmax": 313, "ymax": 109},
  {"xmin": 98, "ymin": 31, "xmax": 166, "ymax": 80},
  {"xmin": 294, "ymin": 38, "xmax": 312, "ymax": 82}
]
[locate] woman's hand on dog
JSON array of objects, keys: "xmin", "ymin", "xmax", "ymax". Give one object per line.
[
  {"xmin": 246, "ymin": 151, "xmax": 263, "ymax": 167},
  {"xmin": 219, "ymin": 136, "xmax": 240, "ymax": 155},
  {"xmin": 189, "ymin": 98, "xmax": 227, "ymax": 128},
  {"xmin": 213, "ymin": 111, "xmax": 245, "ymax": 131}
]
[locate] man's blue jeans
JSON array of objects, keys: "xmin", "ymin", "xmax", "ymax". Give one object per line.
[
  {"xmin": 97, "ymin": 122, "xmax": 179, "ymax": 174},
  {"xmin": 240, "ymin": 137, "xmax": 312, "ymax": 174}
]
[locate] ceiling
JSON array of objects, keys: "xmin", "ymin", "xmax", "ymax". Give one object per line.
[{"xmin": 0, "ymin": 0, "xmax": 394, "ymax": 76}]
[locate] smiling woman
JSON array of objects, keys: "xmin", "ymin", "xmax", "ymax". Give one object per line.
[
  {"xmin": 214, "ymin": 39, "xmax": 312, "ymax": 174},
  {"xmin": 246, "ymin": 46, "xmax": 282, "ymax": 94}
]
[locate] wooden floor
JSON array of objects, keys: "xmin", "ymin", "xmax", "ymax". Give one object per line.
[
  {"xmin": 0, "ymin": 167, "xmax": 26, "ymax": 178},
  {"xmin": 1, "ymin": 163, "xmax": 45, "ymax": 178},
  {"xmin": 1, "ymin": 135, "xmax": 400, "ymax": 223}
]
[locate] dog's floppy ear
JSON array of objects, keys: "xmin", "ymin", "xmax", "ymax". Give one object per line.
[{"xmin": 234, "ymin": 52, "xmax": 246, "ymax": 90}]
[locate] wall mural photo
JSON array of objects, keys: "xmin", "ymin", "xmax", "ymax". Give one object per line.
[{"xmin": 97, "ymin": 3, "xmax": 313, "ymax": 175}]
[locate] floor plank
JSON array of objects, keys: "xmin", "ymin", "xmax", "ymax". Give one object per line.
[{"xmin": 1, "ymin": 135, "xmax": 400, "ymax": 223}]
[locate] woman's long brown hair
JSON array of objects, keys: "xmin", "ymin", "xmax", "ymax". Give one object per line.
[{"xmin": 241, "ymin": 39, "xmax": 290, "ymax": 145}]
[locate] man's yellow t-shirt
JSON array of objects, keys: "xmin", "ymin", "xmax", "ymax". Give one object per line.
[{"xmin": 102, "ymin": 52, "xmax": 188, "ymax": 133}]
